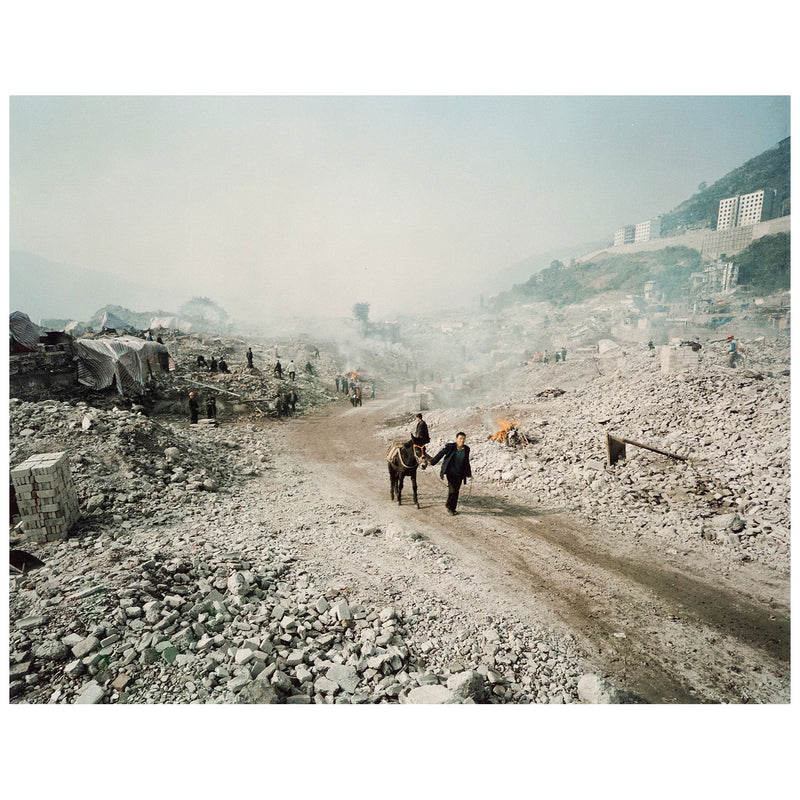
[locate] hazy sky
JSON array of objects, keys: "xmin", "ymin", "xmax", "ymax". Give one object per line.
[{"xmin": 9, "ymin": 95, "xmax": 790, "ymax": 323}]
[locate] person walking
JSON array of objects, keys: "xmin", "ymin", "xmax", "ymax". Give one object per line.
[
  {"xmin": 206, "ymin": 392, "xmax": 217, "ymax": 420},
  {"xmin": 428, "ymin": 432, "xmax": 472, "ymax": 515},
  {"xmin": 335, "ymin": 375, "xmax": 340, "ymax": 392},
  {"xmin": 188, "ymin": 392, "xmax": 199, "ymax": 424},
  {"xmin": 246, "ymin": 347, "xmax": 254, "ymax": 369},
  {"xmin": 287, "ymin": 388, "xmax": 298, "ymax": 411},
  {"xmin": 274, "ymin": 360, "xmax": 283, "ymax": 379},
  {"xmin": 288, "ymin": 360, "xmax": 296, "ymax": 381},
  {"xmin": 727, "ymin": 334, "xmax": 743, "ymax": 368}
]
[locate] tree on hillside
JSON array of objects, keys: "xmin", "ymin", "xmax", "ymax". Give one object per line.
[{"xmin": 179, "ymin": 296, "xmax": 229, "ymax": 327}]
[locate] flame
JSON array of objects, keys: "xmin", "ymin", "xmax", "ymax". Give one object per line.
[{"xmin": 490, "ymin": 418, "xmax": 518, "ymax": 443}]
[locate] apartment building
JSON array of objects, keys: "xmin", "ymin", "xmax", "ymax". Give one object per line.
[
  {"xmin": 635, "ymin": 217, "xmax": 661, "ymax": 242},
  {"xmin": 717, "ymin": 189, "xmax": 768, "ymax": 229},
  {"xmin": 614, "ymin": 224, "xmax": 636, "ymax": 246},
  {"xmin": 717, "ymin": 195, "xmax": 740, "ymax": 230},
  {"xmin": 615, "ymin": 217, "xmax": 660, "ymax": 246},
  {"xmin": 736, "ymin": 190, "xmax": 766, "ymax": 226}
]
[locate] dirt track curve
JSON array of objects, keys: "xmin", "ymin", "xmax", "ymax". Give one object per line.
[{"xmin": 289, "ymin": 394, "xmax": 790, "ymax": 704}]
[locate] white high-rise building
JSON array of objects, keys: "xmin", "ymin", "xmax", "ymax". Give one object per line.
[
  {"xmin": 614, "ymin": 225, "xmax": 636, "ymax": 246},
  {"xmin": 717, "ymin": 196, "xmax": 739, "ymax": 230},
  {"xmin": 736, "ymin": 190, "xmax": 765, "ymax": 226},
  {"xmin": 634, "ymin": 217, "xmax": 661, "ymax": 242},
  {"xmin": 717, "ymin": 190, "xmax": 766, "ymax": 229}
]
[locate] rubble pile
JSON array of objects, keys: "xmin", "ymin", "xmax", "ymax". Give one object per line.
[
  {"xmin": 9, "ymin": 518, "xmax": 582, "ymax": 704},
  {"xmin": 9, "ymin": 399, "xmax": 267, "ymax": 524},
  {"xmin": 460, "ymin": 336, "xmax": 790, "ymax": 565}
]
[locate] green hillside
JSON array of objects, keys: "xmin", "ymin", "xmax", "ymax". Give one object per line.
[
  {"xmin": 660, "ymin": 137, "xmax": 790, "ymax": 234},
  {"xmin": 491, "ymin": 247, "xmax": 702, "ymax": 310}
]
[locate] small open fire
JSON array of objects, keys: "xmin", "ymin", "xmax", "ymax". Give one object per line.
[{"xmin": 489, "ymin": 418, "xmax": 531, "ymax": 448}]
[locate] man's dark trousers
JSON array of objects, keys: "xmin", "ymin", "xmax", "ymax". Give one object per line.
[{"xmin": 446, "ymin": 476, "xmax": 462, "ymax": 512}]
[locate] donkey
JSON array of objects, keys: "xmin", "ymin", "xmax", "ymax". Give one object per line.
[{"xmin": 386, "ymin": 439, "xmax": 427, "ymax": 508}]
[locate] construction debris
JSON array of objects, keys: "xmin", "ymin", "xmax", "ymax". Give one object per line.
[{"xmin": 605, "ymin": 434, "xmax": 689, "ymax": 466}]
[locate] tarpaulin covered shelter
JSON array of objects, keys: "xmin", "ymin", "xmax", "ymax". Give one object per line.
[
  {"xmin": 74, "ymin": 335, "xmax": 169, "ymax": 395},
  {"xmin": 10, "ymin": 311, "xmax": 43, "ymax": 353}
]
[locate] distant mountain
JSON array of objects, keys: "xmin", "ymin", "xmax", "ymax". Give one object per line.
[
  {"xmin": 661, "ymin": 137, "xmax": 790, "ymax": 234},
  {"xmin": 9, "ymin": 250, "xmax": 183, "ymax": 324}
]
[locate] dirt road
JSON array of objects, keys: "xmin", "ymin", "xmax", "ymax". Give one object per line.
[{"xmin": 289, "ymin": 394, "xmax": 790, "ymax": 704}]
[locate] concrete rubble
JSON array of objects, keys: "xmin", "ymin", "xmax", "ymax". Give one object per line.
[
  {"xmin": 8, "ymin": 320, "xmax": 789, "ymax": 705},
  {"xmin": 414, "ymin": 335, "xmax": 790, "ymax": 569}
]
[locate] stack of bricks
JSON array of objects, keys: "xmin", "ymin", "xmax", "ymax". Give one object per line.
[{"xmin": 10, "ymin": 452, "xmax": 81, "ymax": 543}]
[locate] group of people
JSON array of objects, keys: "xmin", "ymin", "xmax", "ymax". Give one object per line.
[
  {"xmin": 195, "ymin": 354, "xmax": 230, "ymax": 374},
  {"xmin": 274, "ymin": 387, "xmax": 299, "ymax": 416},
  {"xmin": 528, "ymin": 347, "xmax": 567, "ymax": 365},
  {"xmin": 410, "ymin": 413, "xmax": 472, "ymax": 516},
  {"xmin": 334, "ymin": 374, "xmax": 375, "ymax": 406}
]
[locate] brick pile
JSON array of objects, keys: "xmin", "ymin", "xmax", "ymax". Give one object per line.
[{"xmin": 11, "ymin": 452, "xmax": 80, "ymax": 543}]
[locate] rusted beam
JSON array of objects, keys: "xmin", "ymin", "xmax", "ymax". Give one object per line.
[{"xmin": 606, "ymin": 433, "xmax": 687, "ymax": 466}]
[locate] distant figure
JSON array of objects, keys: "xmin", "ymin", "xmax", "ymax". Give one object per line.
[
  {"xmin": 209, "ymin": 356, "xmax": 218, "ymax": 373},
  {"xmin": 555, "ymin": 352, "xmax": 560, "ymax": 362},
  {"xmin": 145, "ymin": 331, "xmax": 153, "ymax": 341},
  {"xmin": 335, "ymin": 375, "xmax": 340, "ymax": 392},
  {"xmin": 561, "ymin": 346, "xmax": 567, "ymax": 362},
  {"xmin": 196, "ymin": 355, "xmax": 208, "ymax": 369},
  {"xmin": 371, "ymin": 382, "xmax": 375, "ymax": 399},
  {"xmin": 288, "ymin": 360, "xmax": 296, "ymax": 381},
  {"xmin": 287, "ymin": 388, "xmax": 298, "ymax": 411},
  {"xmin": 157, "ymin": 346, "xmax": 169, "ymax": 371},
  {"xmin": 156, "ymin": 335, "xmax": 164, "ymax": 345},
  {"xmin": 314, "ymin": 347, "xmax": 320, "ymax": 358},
  {"xmin": 206, "ymin": 393, "xmax": 217, "ymax": 419},
  {"xmin": 342, "ymin": 376, "xmax": 349, "ymax": 394},
  {"xmin": 305, "ymin": 361, "xmax": 315, "ymax": 375},
  {"xmin": 188, "ymin": 392, "xmax": 199, "ymax": 424},
  {"xmin": 648, "ymin": 340, "xmax": 655, "ymax": 350},
  {"xmin": 218, "ymin": 357, "xmax": 229, "ymax": 373},
  {"xmin": 274, "ymin": 360, "xmax": 283, "ymax": 379},
  {"xmin": 246, "ymin": 347, "xmax": 254, "ymax": 369},
  {"xmin": 727, "ymin": 334, "xmax": 742, "ymax": 368}
]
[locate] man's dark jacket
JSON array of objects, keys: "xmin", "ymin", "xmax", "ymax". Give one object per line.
[{"xmin": 428, "ymin": 442, "xmax": 472, "ymax": 484}]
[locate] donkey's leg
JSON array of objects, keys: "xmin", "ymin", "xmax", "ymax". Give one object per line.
[
  {"xmin": 389, "ymin": 465, "xmax": 396, "ymax": 501},
  {"xmin": 397, "ymin": 473, "xmax": 404, "ymax": 505},
  {"xmin": 411, "ymin": 470, "xmax": 420, "ymax": 508}
]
